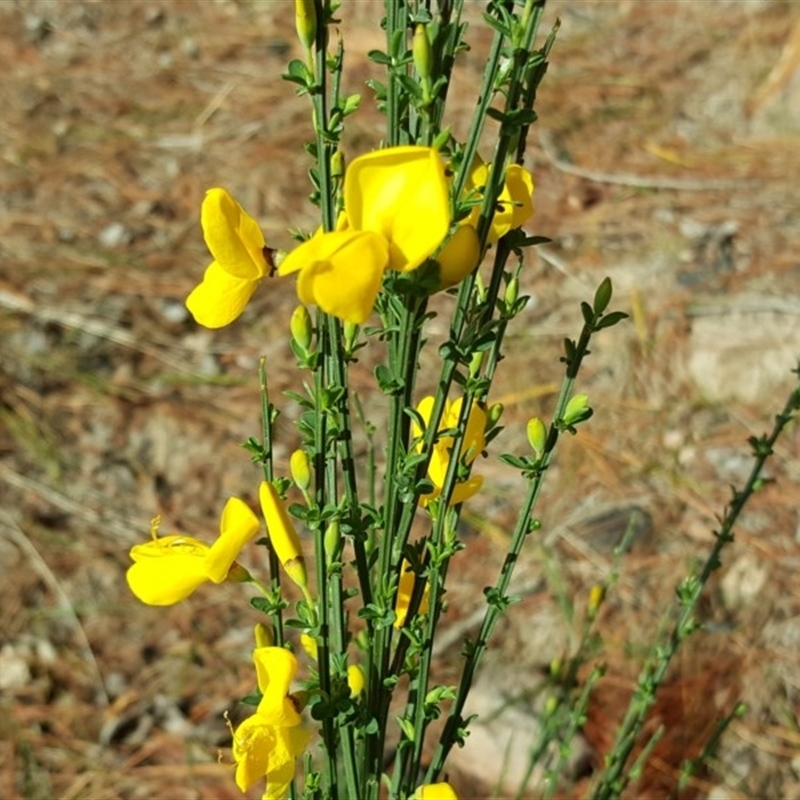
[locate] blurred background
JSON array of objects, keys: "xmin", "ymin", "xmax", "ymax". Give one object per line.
[{"xmin": 1, "ymin": 1, "xmax": 800, "ymax": 797}]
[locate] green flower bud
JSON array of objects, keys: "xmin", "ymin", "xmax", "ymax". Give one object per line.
[
  {"xmin": 486, "ymin": 402, "xmax": 504, "ymax": 430},
  {"xmin": 290, "ymin": 448, "xmax": 312, "ymax": 492},
  {"xmin": 324, "ymin": 519, "xmax": 341, "ymax": 561},
  {"xmin": 526, "ymin": 416, "xmax": 547, "ymax": 454},
  {"xmin": 343, "ymin": 320, "xmax": 359, "ymax": 354},
  {"xmin": 290, "ymin": 305, "xmax": 313, "ymax": 353},
  {"xmin": 505, "ymin": 275, "xmax": 519, "ymax": 308},
  {"xmin": 331, "ymin": 149, "xmax": 345, "ymax": 180},
  {"xmin": 562, "ymin": 393, "xmax": 592, "ymax": 428},
  {"xmin": 295, "ymin": 0, "xmax": 317, "ymax": 51},
  {"xmin": 413, "ymin": 23, "xmax": 433, "ymax": 84},
  {"xmin": 469, "ymin": 349, "xmax": 484, "ymax": 378},
  {"xmin": 253, "ymin": 622, "xmax": 273, "ymax": 648}
]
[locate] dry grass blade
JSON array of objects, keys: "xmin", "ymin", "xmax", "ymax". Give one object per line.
[{"xmin": 0, "ymin": 510, "xmax": 110, "ymax": 708}]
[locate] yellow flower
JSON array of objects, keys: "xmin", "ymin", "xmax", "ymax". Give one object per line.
[
  {"xmin": 186, "ymin": 188, "xmax": 272, "ymax": 328},
  {"xmin": 279, "ymin": 146, "xmax": 450, "ymax": 323},
  {"xmin": 259, "ymin": 481, "xmax": 308, "ymax": 590},
  {"xmin": 232, "ymin": 647, "xmax": 310, "ymax": 800},
  {"xmin": 394, "ymin": 558, "xmax": 430, "ymax": 628},
  {"xmin": 280, "ymin": 229, "xmax": 388, "ymax": 324},
  {"xmin": 466, "ymin": 158, "xmax": 534, "ymax": 243},
  {"xmin": 414, "ymin": 396, "xmax": 487, "ymax": 506},
  {"xmin": 344, "ymin": 146, "xmax": 450, "ymax": 273},
  {"xmin": 414, "ymin": 783, "xmax": 460, "ymax": 800},
  {"xmin": 126, "ymin": 497, "xmax": 260, "ymax": 606}
]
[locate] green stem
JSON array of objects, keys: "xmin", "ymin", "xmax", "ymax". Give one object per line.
[
  {"xmin": 424, "ymin": 308, "xmax": 604, "ymax": 783},
  {"xmin": 258, "ymin": 358, "xmax": 285, "ymax": 646},
  {"xmin": 591, "ymin": 379, "xmax": 800, "ymax": 800}
]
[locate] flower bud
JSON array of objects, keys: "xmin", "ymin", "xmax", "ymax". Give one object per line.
[
  {"xmin": 324, "ymin": 519, "xmax": 341, "ymax": 561},
  {"xmin": 290, "ymin": 448, "xmax": 312, "ymax": 492},
  {"xmin": 253, "ymin": 622, "xmax": 273, "ymax": 648},
  {"xmin": 588, "ymin": 583, "xmax": 605, "ymax": 621},
  {"xmin": 486, "ymin": 402, "xmax": 503, "ymax": 430},
  {"xmin": 300, "ymin": 632, "xmax": 318, "ymax": 661},
  {"xmin": 505, "ymin": 275, "xmax": 519, "ymax": 308},
  {"xmin": 290, "ymin": 305, "xmax": 313, "ymax": 354},
  {"xmin": 295, "ymin": 0, "xmax": 317, "ymax": 51},
  {"xmin": 331, "ymin": 149, "xmax": 345, "ymax": 180},
  {"xmin": 259, "ymin": 481, "xmax": 308, "ymax": 590},
  {"xmin": 413, "ymin": 23, "xmax": 433, "ymax": 84},
  {"xmin": 347, "ymin": 663, "xmax": 365, "ymax": 698},
  {"xmin": 343, "ymin": 320, "xmax": 359, "ymax": 354},
  {"xmin": 562, "ymin": 393, "xmax": 592, "ymax": 428},
  {"xmin": 526, "ymin": 416, "xmax": 547, "ymax": 455},
  {"xmin": 468, "ymin": 349, "xmax": 484, "ymax": 379}
]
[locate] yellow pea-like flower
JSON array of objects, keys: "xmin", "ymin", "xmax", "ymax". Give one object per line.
[
  {"xmin": 232, "ymin": 646, "xmax": 310, "ymax": 800},
  {"xmin": 185, "ymin": 188, "xmax": 271, "ymax": 328},
  {"xmin": 126, "ymin": 497, "xmax": 260, "ymax": 606},
  {"xmin": 279, "ymin": 146, "xmax": 451, "ymax": 323},
  {"xmin": 466, "ymin": 158, "xmax": 535, "ymax": 243},
  {"xmin": 413, "ymin": 395, "xmax": 487, "ymax": 506}
]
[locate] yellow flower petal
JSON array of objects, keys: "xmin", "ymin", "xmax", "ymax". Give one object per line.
[
  {"xmin": 280, "ymin": 230, "xmax": 388, "ymax": 324},
  {"xmin": 262, "ymin": 754, "xmax": 301, "ymax": 800},
  {"xmin": 394, "ymin": 559, "xmax": 429, "ymax": 628},
  {"xmin": 185, "ymin": 261, "xmax": 261, "ymax": 328},
  {"xmin": 201, "ymin": 188, "xmax": 266, "ymax": 280},
  {"xmin": 253, "ymin": 647, "xmax": 302, "ymax": 727},
  {"xmin": 347, "ymin": 664, "xmax": 365, "ymax": 698},
  {"xmin": 413, "ymin": 396, "xmax": 486, "ymax": 507},
  {"xmin": 465, "ymin": 159, "xmax": 535, "ymax": 243},
  {"xmin": 126, "ymin": 535, "xmax": 210, "ymax": 605},
  {"xmin": 233, "ymin": 714, "xmax": 274, "ymax": 792},
  {"xmin": 345, "ymin": 146, "xmax": 450, "ymax": 272},
  {"xmin": 436, "ymin": 224, "xmax": 481, "ymax": 289},
  {"xmin": 505, "ymin": 163, "xmax": 535, "ymax": 229},
  {"xmin": 449, "ymin": 474, "xmax": 483, "ymax": 505},
  {"xmin": 415, "ymin": 783, "xmax": 460, "ymax": 800},
  {"xmin": 204, "ymin": 496, "xmax": 260, "ymax": 583}
]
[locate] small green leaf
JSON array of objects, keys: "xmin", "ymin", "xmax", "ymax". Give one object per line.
[
  {"xmin": 367, "ymin": 49, "xmax": 391, "ymax": 65},
  {"xmin": 594, "ymin": 311, "xmax": 629, "ymax": 330},
  {"xmin": 593, "ymin": 277, "xmax": 613, "ymax": 314}
]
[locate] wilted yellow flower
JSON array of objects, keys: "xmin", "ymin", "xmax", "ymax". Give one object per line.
[
  {"xmin": 186, "ymin": 188, "xmax": 272, "ymax": 328},
  {"xmin": 279, "ymin": 146, "xmax": 450, "ymax": 323},
  {"xmin": 414, "ymin": 782, "xmax": 460, "ymax": 800},
  {"xmin": 259, "ymin": 481, "xmax": 308, "ymax": 590},
  {"xmin": 394, "ymin": 559, "xmax": 430, "ymax": 628},
  {"xmin": 413, "ymin": 396, "xmax": 487, "ymax": 506},
  {"xmin": 232, "ymin": 647, "xmax": 310, "ymax": 800},
  {"xmin": 126, "ymin": 497, "xmax": 259, "ymax": 606}
]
